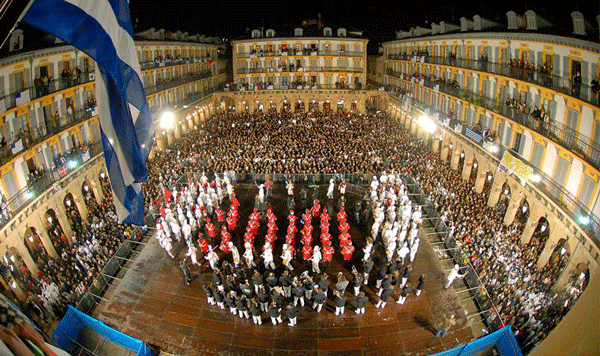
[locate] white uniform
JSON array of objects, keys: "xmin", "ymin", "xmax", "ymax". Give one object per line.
[
  {"xmin": 327, "ymin": 179, "xmax": 335, "ymax": 199},
  {"xmin": 311, "ymin": 247, "xmax": 322, "ymax": 273}
]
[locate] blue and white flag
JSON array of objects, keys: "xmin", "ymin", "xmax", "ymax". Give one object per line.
[{"xmin": 23, "ymin": 0, "xmax": 155, "ymax": 225}]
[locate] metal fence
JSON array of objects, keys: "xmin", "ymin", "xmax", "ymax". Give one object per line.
[
  {"xmin": 388, "ymin": 71, "xmax": 600, "ymax": 169},
  {"xmin": 76, "ymin": 225, "xmax": 148, "ymax": 315},
  {"xmin": 388, "ymin": 90, "xmax": 600, "ymax": 248},
  {"xmin": 387, "ymin": 54, "xmax": 600, "ymax": 108},
  {"xmin": 400, "ymin": 173, "xmax": 505, "ymax": 332}
]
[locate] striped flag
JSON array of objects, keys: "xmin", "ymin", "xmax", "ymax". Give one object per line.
[{"xmin": 23, "ymin": 0, "xmax": 155, "ymax": 225}]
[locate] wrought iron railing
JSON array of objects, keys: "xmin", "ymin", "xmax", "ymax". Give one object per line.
[
  {"xmin": 387, "ymin": 70, "xmax": 600, "ymax": 170},
  {"xmin": 0, "ymin": 71, "xmax": 95, "ymax": 113},
  {"xmin": 387, "ymin": 89, "xmax": 600, "ymax": 247},
  {"xmin": 387, "ymin": 54, "xmax": 600, "ymax": 108}
]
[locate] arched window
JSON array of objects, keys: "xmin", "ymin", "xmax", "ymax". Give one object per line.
[
  {"xmin": 337, "ymin": 28, "xmax": 347, "ymax": 37},
  {"xmin": 506, "ymin": 11, "xmax": 518, "ymax": 30},
  {"xmin": 571, "ymin": 12, "xmax": 586, "ymax": 35},
  {"xmin": 294, "ymin": 28, "xmax": 303, "ymax": 37},
  {"xmin": 265, "ymin": 29, "xmax": 275, "ymax": 37},
  {"xmin": 525, "ymin": 10, "xmax": 537, "ymax": 30},
  {"xmin": 251, "ymin": 29, "xmax": 261, "ymax": 38},
  {"xmin": 323, "ymin": 27, "xmax": 332, "ymax": 36}
]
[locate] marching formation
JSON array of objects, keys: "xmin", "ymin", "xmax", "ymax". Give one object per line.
[{"xmin": 150, "ymin": 166, "xmax": 433, "ymax": 328}]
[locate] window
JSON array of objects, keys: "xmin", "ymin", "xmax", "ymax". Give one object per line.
[
  {"xmin": 337, "ymin": 28, "xmax": 346, "ymax": 37},
  {"xmin": 339, "ymin": 44, "xmax": 346, "ymax": 52},
  {"xmin": 294, "ymin": 28, "xmax": 303, "ymax": 37},
  {"xmin": 571, "ymin": 12, "xmax": 585, "ymax": 35},
  {"xmin": 323, "ymin": 27, "xmax": 332, "ymax": 36}
]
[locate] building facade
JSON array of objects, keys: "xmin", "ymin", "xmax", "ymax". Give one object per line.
[
  {"xmin": 376, "ymin": 11, "xmax": 600, "ymax": 354},
  {"xmin": 232, "ymin": 26, "xmax": 368, "ymax": 90},
  {"xmin": 0, "ymin": 27, "xmax": 226, "ymax": 299}
]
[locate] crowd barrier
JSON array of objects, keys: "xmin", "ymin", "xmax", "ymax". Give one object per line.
[
  {"xmin": 52, "ymin": 305, "xmax": 154, "ymax": 356},
  {"xmin": 76, "ymin": 225, "xmax": 148, "ymax": 314},
  {"xmin": 400, "ymin": 174, "xmax": 505, "ymax": 331},
  {"xmin": 429, "ymin": 325, "xmax": 522, "ymax": 356}
]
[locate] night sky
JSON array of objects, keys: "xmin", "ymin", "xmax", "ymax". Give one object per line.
[{"xmin": 130, "ymin": 0, "xmax": 600, "ymax": 54}]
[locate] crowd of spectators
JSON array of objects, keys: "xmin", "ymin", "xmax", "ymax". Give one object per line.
[
  {"xmin": 141, "ymin": 108, "xmax": 585, "ymax": 350},
  {"xmin": 1, "ymin": 187, "xmax": 143, "ymax": 333},
  {"xmin": 0, "ymin": 106, "xmax": 588, "ymax": 350}
]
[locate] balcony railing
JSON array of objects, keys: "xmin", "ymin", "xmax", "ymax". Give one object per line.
[
  {"xmin": 0, "ymin": 71, "xmax": 95, "ymax": 114},
  {"xmin": 139, "ymin": 56, "xmax": 214, "ymax": 71},
  {"xmin": 144, "ymin": 71, "xmax": 213, "ymax": 95},
  {"xmin": 237, "ymin": 66, "xmax": 362, "ymax": 74},
  {"xmin": 386, "ymin": 89, "xmax": 600, "ymax": 247},
  {"xmin": 237, "ymin": 50, "xmax": 363, "ymax": 58},
  {"xmin": 387, "ymin": 70, "xmax": 600, "ymax": 170},
  {"xmin": 0, "ymin": 142, "xmax": 103, "ymax": 230},
  {"xmin": 1, "ymin": 105, "xmax": 97, "ymax": 166},
  {"xmin": 228, "ymin": 83, "xmax": 365, "ymax": 91},
  {"xmin": 387, "ymin": 54, "xmax": 600, "ymax": 108}
]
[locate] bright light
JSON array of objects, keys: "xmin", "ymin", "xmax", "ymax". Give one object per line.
[
  {"xmin": 460, "ymin": 152, "xmax": 465, "ymax": 158},
  {"xmin": 578, "ymin": 216, "xmax": 590, "ymax": 225},
  {"xmin": 489, "ymin": 145, "xmax": 500, "ymax": 153},
  {"xmin": 529, "ymin": 174, "xmax": 541, "ymax": 183},
  {"xmin": 160, "ymin": 111, "xmax": 175, "ymax": 129},
  {"xmin": 100, "ymin": 172, "xmax": 106, "ymax": 179},
  {"xmin": 47, "ymin": 216, "xmax": 52, "ymax": 224},
  {"xmin": 84, "ymin": 185, "xmax": 89, "ymax": 192},
  {"xmin": 473, "ymin": 162, "xmax": 478, "ymax": 169},
  {"xmin": 11, "ymin": 281, "xmax": 16, "ymax": 289},
  {"xmin": 487, "ymin": 174, "xmax": 493, "ymax": 181},
  {"xmin": 24, "ymin": 191, "xmax": 34, "ymax": 200},
  {"xmin": 522, "ymin": 206, "xmax": 528, "ymax": 213},
  {"xmin": 417, "ymin": 115, "xmax": 436, "ymax": 134},
  {"xmin": 66, "ymin": 199, "xmax": 71, "ymax": 207},
  {"xmin": 67, "ymin": 160, "xmax": 77, "ymax": 169}
]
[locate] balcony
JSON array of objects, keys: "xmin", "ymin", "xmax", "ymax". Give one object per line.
[
  {"xmin": 229, "ymin": 82, "xmax": 365, "ymax": 91},
  {"xmin": 237, "ymin": 66, "xmax": 362, "ymax": 74},
  {"xmin": 387, "ymin": 70, "xmax": 600, "ymax": 170},
  {"xmin": 387, "ymin": 54, "xmax": 600, "ymax": 108},
  {"xmin": 237, "ymin": 50, "xmax": 363, "ymax": 58},
  {"xmin": 0, "ymin": 141, "xmax": 103, "ymax": 230},
  {"xmin": 144, "ymin": 70, "xmax": 213, "ymax": 96},
  {"xmin": 386, "ymin": 89, "xmax": 600, "ymax": 248},
  {"xmin": 0, "ymin": 71, "xmax": 94, "ymax": 114},
  {"xmin": 139, "ymin": 56, "xmax": 214, "ymax": 71}
]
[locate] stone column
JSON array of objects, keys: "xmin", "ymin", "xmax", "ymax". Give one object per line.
[
  {"xmin": 431, "ymin": 136, "xmax": 440, "ymax": 153},
  {"xmin": 503, "ymin": 194, "xmax": 522, "ymax": 226},
  {"xmin": 450, "ymin": 149, "xmax": 460, "ymax": 170},
  {"xmin": 520, "ymin": 211, "xmax": 542, "ymax": 244},
  {"xmin": 536, "ymin": 221, "xmax": 562, "ymax": 269},
  {"xmin": 15, "ymin": 241, "xmax": 38, "ymax": 276},
  {"xmin": 30, "ymin": 219, "xmax": 58, "ymax": 259},
  {"xmin": 440, "ymin": 142, "xmax": 449, "ymax": 161},
  {"xmin": 474, "ymin": 171, "xmax": 487, "ymax": 193},
  {"xmin": 461, "ymin": 154, "xmax": 473, "ymax": 181},
  {"xmin": 51, "ymin": 200, "xmax": 74, "ymax": 243},
  {"xmin": 486, "ymin": 177, "xmax": 503, "ymax": 207}
]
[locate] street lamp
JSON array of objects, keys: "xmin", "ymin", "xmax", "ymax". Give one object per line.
[
  {"xmin": 417, "ymin": 115, "xmax": 436, "ymax": 134},
  {"xmin": 159, "ymin": 111, "xmax": 175, "ymax": 129}
]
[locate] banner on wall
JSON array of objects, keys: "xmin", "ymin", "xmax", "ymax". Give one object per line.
[{"xmin": 499, "ymin": 150, "xmax": 533, "ymax": 184}]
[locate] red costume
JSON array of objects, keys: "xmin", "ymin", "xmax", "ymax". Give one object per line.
[
  {"xmin": 198, "ymin": 238, "xmax": 209, "ymax": 252},
  {"xmin": 302, "ymin": 245, "xmax": 313, "ymax": 261},
  {"xmin": 323, "ymin": 245, "xmax": 334, "ymax": 261},
  {"xmin": 206, "ymin": 221, "xmax": 216, "ymax": 238},
  {"xmin": 342, "ymin": 244, "xmax": 355, "ymax": 261}
]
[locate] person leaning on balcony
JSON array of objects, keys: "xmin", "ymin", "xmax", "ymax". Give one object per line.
[{"xmin": 53, "ymin": 111, "xmax": 60, "ymax": 132}]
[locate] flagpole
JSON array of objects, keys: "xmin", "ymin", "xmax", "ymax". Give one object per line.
[{"xmin": 0, "ymin": 0, "xmax": 34, "ymax": 50}]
